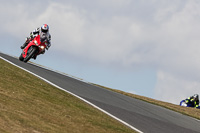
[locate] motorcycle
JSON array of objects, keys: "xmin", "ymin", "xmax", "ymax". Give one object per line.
[
  {"xmin": 19, "ymin": 35, "xmax": 47, "ymax": 62},
  {"xmin": 180, "ymin": 100, "xmax": 200, "ymax": 109}
]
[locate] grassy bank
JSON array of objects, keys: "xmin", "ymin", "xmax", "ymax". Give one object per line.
[{"xmin": 0, "ymin": 59, "xmax": 136, "ymax": 133}]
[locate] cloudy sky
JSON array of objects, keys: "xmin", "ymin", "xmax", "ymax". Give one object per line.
[{"xmin": 1, "ymin": 0, "xmax": 200, "ymax": 104}]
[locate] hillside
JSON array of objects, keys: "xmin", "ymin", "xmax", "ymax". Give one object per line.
[{"xmin": 0, "ymin": 59, "xmax": 136, "ymax": 133}]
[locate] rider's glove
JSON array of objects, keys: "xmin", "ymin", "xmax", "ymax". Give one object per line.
[
  {"xmin": 30, "ymin": 32, "xmax": 34, "ymax": 38},
  {"xmin": 185, "ymin": 100, "xmax": 189, "ymax": 103}
]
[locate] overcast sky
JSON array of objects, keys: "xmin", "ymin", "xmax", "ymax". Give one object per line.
[{"xmin": 1, "ymin": 0, "xmax": 200, "ymax": 104}]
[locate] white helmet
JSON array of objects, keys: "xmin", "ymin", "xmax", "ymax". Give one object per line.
[
  {"xmin": 193, "ymin": 94, "xmax": 199, "ymax": 100},
  {"xmin": 41, "ymin": 24, "xmax": 49, "ymax": 33}
]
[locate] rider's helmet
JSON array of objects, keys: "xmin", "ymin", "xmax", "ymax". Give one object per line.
[
  {"xmin": 193, "ymin": 94, "xmax": 199, "ymax": 100},
  {"xmin": 41, "ymin": 24, "xmax": 49, "ymax": 33}
]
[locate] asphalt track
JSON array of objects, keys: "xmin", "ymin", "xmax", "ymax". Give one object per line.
[{"xmin": 1, "ymin": 52, "xmax": 200, "ymax": 133}]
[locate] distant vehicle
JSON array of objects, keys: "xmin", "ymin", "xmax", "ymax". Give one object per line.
[
  {"xmin": 19, "ymin": 35, "xmax": 47, "ymax": 62},
  {"xmin": 180, "ymin": 100, "xmax": 200, "ymax": 109},
  {"xmin": 180, "ymin": 94, "xmax": 200, "ymax": 109}
]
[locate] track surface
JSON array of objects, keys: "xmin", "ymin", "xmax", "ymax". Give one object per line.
[{"xmin": 1, "ymin": 52, "xmax": 200, "ymax": 133}]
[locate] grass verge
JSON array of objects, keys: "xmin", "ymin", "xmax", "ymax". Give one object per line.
[{"xmin": 0, "ymin": 59, "xmax": 136, "ymax": 133}]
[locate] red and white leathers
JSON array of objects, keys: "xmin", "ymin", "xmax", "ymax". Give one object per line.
[
  {"xmin": 21, "ymin": 24, "xmax": 51, "ymax": 50},
  {"xmin": 30, "ymin": 27, "xmax": 51, "ymax": 49}
]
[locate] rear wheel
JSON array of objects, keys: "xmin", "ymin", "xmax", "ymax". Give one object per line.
[{"xmin": 24, "ymin": 47, "xmax": 37, "ymax": 63}]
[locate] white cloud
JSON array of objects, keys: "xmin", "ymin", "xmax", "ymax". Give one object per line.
[
  {"xmin": 155, "ymin": 70, "xmax": 200, "ymax": 104},
  {"xmin": 95, "ymin": 0, "xmax": 131, "ymax": 8},
  {"xmin": 33, "ymin": 2, "xmax": 145, "ymax": 67},
  {"xmin": 151, "ymin": 1, "xmax": 200, "ymax": 103},
  {"xmin": 1, "ymin": 0, "xmax": 200, "ymax": 103}
]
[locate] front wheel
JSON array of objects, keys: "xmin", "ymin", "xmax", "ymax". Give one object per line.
[
  {"xmin": 19, "ymin": 54, "xmax": 24, "ymax": 61},
  {"xmin": 24, "ymin": 47, "xmax": 37, "ymax": 63}
]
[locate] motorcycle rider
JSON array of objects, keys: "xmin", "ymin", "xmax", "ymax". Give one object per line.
[
  {"xmin": 185, "ymin": 94, "xmax": 199, "ymax": 108},
  {"xmin": 20, "ymin": 24, "xmax": 51, "ymax": 58}
]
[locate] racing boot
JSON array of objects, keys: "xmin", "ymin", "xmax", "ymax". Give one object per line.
[{"xmin": 33, "ymin": 55, "xmax": 37, "ymax": 60}]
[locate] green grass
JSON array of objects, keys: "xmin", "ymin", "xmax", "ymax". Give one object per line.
[{"xmin": 0, "ymin": 59, "xmax": 136, "ymax": 133}]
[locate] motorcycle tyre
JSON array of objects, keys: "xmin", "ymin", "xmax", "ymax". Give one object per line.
[
  {"xmin": 24, "ymin": 47, "xmax": 37, "ymax": 63},
  {"xmin": 19, "ymin": 54, "xmax": 24, "ymax": 61}
]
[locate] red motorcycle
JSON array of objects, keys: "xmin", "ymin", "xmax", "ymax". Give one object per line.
[{"xmin": 19, "ymin": 35, "xmax": 47, "ymax": 62}]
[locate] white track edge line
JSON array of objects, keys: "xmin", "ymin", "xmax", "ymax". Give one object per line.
[{"xmin": 0, "ymin": 56, "xmax": 143, "ymax": 133}]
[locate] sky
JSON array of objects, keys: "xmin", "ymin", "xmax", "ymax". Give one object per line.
[{"xmin": 1, "ymin": 0, "xmax": 200, "ymax": 104}]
